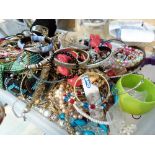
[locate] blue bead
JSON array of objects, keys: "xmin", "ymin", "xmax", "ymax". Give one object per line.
[
  {"xmin": 74, "ymin": 119, "xmax": 87, "ymax": 126},
  {"xmin": 83, "ymin": 102, "xmax": 89, "ymax": 109},
  {"xmin": 101, "ymin": 104, "xmax": 106, "ymax": 109},
  {"xmin": 70, "ymin": 118, "xmax": 77, "ymax": 127},
  {"xmin": 99, "ymin": 124, "xmax": 108, "ymax": 134},
  {"xmin": 58, "ymin": 113, "xmax": 65, "ymax": 120},
  {"xmin": 82, "ymin": 130, "xmax": 95, "ymax": 135},
  {"xmin": 67, "ymin": 93, "xmax": 72, "ymax": 98},
  {"xmin": 64, "ymin": 97, "xmax": 69, "ymax": 102}
]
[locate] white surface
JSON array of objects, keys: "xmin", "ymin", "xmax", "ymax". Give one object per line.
[
  {"xmin": 0, "ymin": 106, "xmax": 43, "ymax": 135},
  {"xmin": 121, "ymin": 29, "xmax": 155, "ymax": 42},
  {"xmin": 0, "ymin": 90, "xmax": 68, "ymax": 135}
]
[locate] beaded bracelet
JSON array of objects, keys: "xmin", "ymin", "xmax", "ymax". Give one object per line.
[
  {"xmin": 73, "ymin": 71, "xmax": 111, "ymax": 125},
  {"xmin": 73, "ymin": 102, "xmax": 111, "ymax": 125},
  {"xmin": 103, "ymin": 46, "xmax": 145, "ymax": 78},
  {"xmin": 112, "ymin": 46, "xmax": 145, "ymax": 69},
  {"xmin": 17, "ymin": 35, "xmax": 53, "ymax": 53}
]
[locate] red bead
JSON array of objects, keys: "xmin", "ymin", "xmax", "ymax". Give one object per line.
[
  {"xmin": 63, "ymin": 93, "xmax": 67, "ymax": 97},
  {"xmin": 90, "ymin": 104, "xmax": 96, "ymax": 109},
  {"xmin": 69, "ymin": 98, "xmax": 75, "ymax": 104},
  {"xmin": 106, "ymin": 69, "xmax": 116, "ymax": 77},
  {"xmin": 77, "ymin": 91, "xmax": 82, "ymax": 96}
]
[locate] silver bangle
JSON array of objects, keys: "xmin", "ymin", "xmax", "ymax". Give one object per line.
[
  {"xmin": 31, "ymin": 25, "xmax": 49, "ymax": 36},
  {"xmin": 54, "ymin": 47, "xmax": 90, "ymax": 68}
]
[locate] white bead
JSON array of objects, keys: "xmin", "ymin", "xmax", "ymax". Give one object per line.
[
  {"xmin": 54, "ymin": 94, "xmax": 59, "ymax": 98},
  {"xmin": 39, "ymin": 108, "xmax": 44, "ymax": 114},
  {"xmin": 55, "ymin": 90, "xmax": 59, "ymax": 94},
  {"xmin": 75, "ymin": 131, "xmax": 81, "ymax": 135},
  {"xmin": 59, "ymin": 87, "xmax": 63, "ymax": 91},
  {"xmin": 59, "ymin": 92, "xmax": 63, "ymax": 96},
  {"xmin": 78, "ymin": 115, "xmax": 83, "ymax": 119},
  {"xmin": 43, "ymin": 110, "xmax": 51, "ymax": 117},
  {"xmin": 59, "ymin": 120, "xmax": 65, "ymax": 127},
  {"xmin": 59, "ymin": 100, "xmax": 64, "ymax": 104}
]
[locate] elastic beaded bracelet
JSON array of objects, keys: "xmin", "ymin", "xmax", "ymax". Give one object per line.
[
  {"xmin": 73, "ymin": 71, "xmax": 111, "ymax": 125},
  {"xmin": 17, "ymin": 35, "xmax": 53, "ymax": 53},
  {"xmin": 112, "ymin": 46, "xmax": 145, "ymax": 69},
  {"xmin": 73, "ymin": 102, "xmax": 111, "ymax": 125}
]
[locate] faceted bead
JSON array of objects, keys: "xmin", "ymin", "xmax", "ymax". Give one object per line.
[
  {"xmin": 106, "ymin": 69, "xmax": 116, "ymax": 77},
  {"xmin": 82, "ymin": 130, "xmax": 95, "ymax": 135},
  {"xmin": 99, "ymin": 124, "xmax": 109, "ymax": 134},
  {"xmin": 90, "ymin": 104, "xmax": 96, "ymax": 109},
  {"xmin": 59, "ymin": 113, "xmax": 65, "ymax": 120},
  {"xmin": 69, "ymin": 98, "xmax": 75, "ymax": 104},
  {"xmin": 74, "ymin": 119, "xmax": 87, "ymax": 126},
  {"xmin": 83, "ymin": 102, "xmax": 89, "ymax": 109}
]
